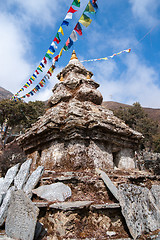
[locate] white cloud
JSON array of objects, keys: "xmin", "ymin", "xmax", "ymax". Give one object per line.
[
  {"xmin": 89, "ymin": 53, "xmax": 160, "ymax": 108},
  {"xmin": 129, "ymin": 0, "xmax": 160, "ymax": 27},
  {"xmin": 0, "ymin": 13, "xmax": 32, "ymax": 93}
]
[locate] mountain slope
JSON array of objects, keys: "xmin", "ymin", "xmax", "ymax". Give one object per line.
[
  {"xmin": 103, "ymin": 101, "xmax": 160, "ymax": 125},
  {"xmin": 0, "ymin": 87, "xmax": 13, "ymax": 100}
]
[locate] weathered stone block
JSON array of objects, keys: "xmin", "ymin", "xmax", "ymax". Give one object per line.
[
  {"xmin": 118, "ymin": 184, "xmax": 160, "ymax": 239},
  {"xmin": 5, "ymin": 190, "xmax": 39, "ymax": 240}
]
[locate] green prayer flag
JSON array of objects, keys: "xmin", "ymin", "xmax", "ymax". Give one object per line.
[
  {"xmin": 56, "ymin": 32, "xmax": 61, "ymax": 42},
  {"xmin": 37, "ymin": 67, "xmax": 43, "ymax": 72},
  {"xmin": 84, "ymin": 2, "xmax": 95, "ymax": 13},
  {"xmin": 72, "ymin": 0, "xmax": 80, "ymax": 7},
  {"xmin": 63, "ymin": 44, "xmax": 68, "ymax": 51},
  {"xmin": 45, "ymin": 53, "xmax": 52, "ymax": 60}
]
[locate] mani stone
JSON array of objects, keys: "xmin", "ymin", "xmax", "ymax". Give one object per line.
[
  {"xmin": 14, "ymin": 159, "xmax": 32, "ymax": 190},
  {"xmin": 5, "ymin": 190, "xmax": 39, "ymax": 240},
  {"xmin": 0, "ymin": 187, "xmax": 15, "ymax": 227},
  {"xmin": 23, "ymin": 166, "xmax": 44, "ymax": 198},
  {"xmin": 32, "ymin": 182, "xmax": 72, "ymax": 202},
  {"xmin": 118, "ymin": 184, "xmax": 160, "ymax": 240},
  {"xmin": 17, "ymin": 51, "xmax": 143, "ymax": 171}
]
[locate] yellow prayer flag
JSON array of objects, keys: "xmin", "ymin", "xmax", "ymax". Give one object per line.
[
  {"xmin": 79, "ymin": 14, "xmax": 92, "ymax": 27},
  {"xmin": 38, "ymin": 65, "xmax": 43, "ymax": 69},
  {"xmin": 31, "ymin": 76, "xmax": 35, "ymax": 80},
  {"xmin": 59, "ymin": 48, "xmax": 64, "ymax": 58},
  {"xmin": 58, "ymin": 26, "xmax": 64, "ymax": 36},
  {"xmin": 47, "ymin": 49, "xmax": 54, "ymax": 55}
]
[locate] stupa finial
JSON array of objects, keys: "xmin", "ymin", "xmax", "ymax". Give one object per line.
[{"xmin": 70, "ymin": 50, "xmax": 78, "ymax": 60}]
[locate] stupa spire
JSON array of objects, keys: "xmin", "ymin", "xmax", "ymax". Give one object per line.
[{"xmin": 70, "ymin": 50, "xmax": 78, "ymax": 60}]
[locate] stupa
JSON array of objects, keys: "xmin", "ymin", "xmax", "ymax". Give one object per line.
[{"xmin": 17, "ymin": 51, "xmax": 142, "ymax": 170}]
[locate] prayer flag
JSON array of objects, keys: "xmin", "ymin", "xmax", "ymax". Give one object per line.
[
  {"xmin": 33, "ymin": 74, "xmax": 37, "ymax": 78},
  {"xmin": 84, "ymin": 2, "xmax": 95, "ymax": 13},
  {"xmin": 91, "ymin": 0, "xmax": 98, "ymax": 10},
  {"xmin": 59, "ymin": 48, "xmax": 64, "ymax": 57},
  {"xmin": 37, "ymin": 67, "xmax": 43, "ymax": 72},
  {"xmin": 47, "ymin": 71, "xmax": 52, "ymax": 76},
  {"xmin": 61, "ymin": 20, "xmax": 69, "ymax": 26},
  {"xmin": 45, "ymin": 53, "xmax": 52, "ymax": 60},
  {"xmin": 68, "ymin": 6, "xmax": 77, "ymax": 13},
  {"xmin": 43, "ymin": 57, "xmax": 47, "ymax": 64},
  {"xmin": 79, "ymin": 14, "xmax": 92, "ymax": 27},
  {"xmin": 54, "ymin": 37, "xmax": 60, "ymax": 44},
  {"xmin": 40, "ymin": 62, "xmax": 45, "ymax": 68},
  {"xmin": 64, "ymin": 12, "xmax": 73, "ymax": 20},
  {"xmin": 56, "ymin": 32, "xmax": 61, "ymax": 42},
  {"xmin": 63, "ymin": 44, "xmax": 68, "ymax": 51},
  {"xmin": 74, "ymin": 22, "xmax": 82, "ymax": 36},
  {"xmin": 66, "ymin": 38, "xmax": 70, "ymax": 47},
  {"xmin": 54, "ymin": 55, "xmax": 59, "ymax": 62},
  {"xmin": 35, "ymin": 70, "xmax": 39, "ymax": 75},
  {"xmin": 47, "ymin": 49, "xmax": 54, "ymax": 55},
  {"xmin": 72, "ymin": 0, "xmax": 80, "ymax": 7},
  {"xmin": 70, "ymin": 30, "xmax": 77, "ymax": 42},
  {"xmin": 58, "ymin": 26, "xmax": 64, "ymax": 35},
  {"xmin": 51, "ymin": 41, "xmax": 57, "ymax": 49},
  {"xmin": 68, "ymin": 37, "xmax": 73, "ymax": 48},
  {"xmin": 29, "ymin": 79, "xmax": 32, "ymax": 84}
]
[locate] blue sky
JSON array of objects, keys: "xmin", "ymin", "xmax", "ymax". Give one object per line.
[{"xmin": 0, "ymin": 0, "xmax": 160, "ymax": 108}]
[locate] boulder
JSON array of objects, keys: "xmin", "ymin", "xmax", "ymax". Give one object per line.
[
  {"xmin": 14, "ymin": 159, "xmax": 32, "ymax": 189},
  {"xmin": 23, "ymin": 166, "xmax": 44, "ymax": 198},
  {"xmin": 5, "ymin": 190, "xmax": 39, "ymax": 240},
  {"xmin": 32, "ymin": 182, "xmax": 71, "ymax": 202},
  {"xmin": 118, "ymin": 184, "xmax": 160, "ymax": 239}
]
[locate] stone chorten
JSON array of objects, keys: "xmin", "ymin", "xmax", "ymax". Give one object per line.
[{"xmin": 17, "ymin": 51, "xmax": 142, "ymax": 170}]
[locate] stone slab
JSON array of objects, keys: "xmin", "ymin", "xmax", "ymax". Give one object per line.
[
  {"xmin": 23, "ymin": 166, "xmax": 44, "ymax": 198},
  {"xmin": 96, "ymin": 169, "xmax": 119, "ymax": 201},
  {"xmin": 5, "ymin": 189, "xmax": 39, "ymax": 240},
  {"xmin": 32, "ymin": 182, "xmax": 71, "ymax": 202},
  {"xmin": 90, "ymin": 203, "xmax": 120, "ymax": 210},
  {"xmin": 0, "ymin": 187, "xmax": 15, "ymax": 226},
  {"xmin": 14, "ymin": 159, "xmax": 32, "ymax": 189},
  {"xmin": 118, "ymin": 184, "xmax": 160, "ymax": 239},
  {"xmin": 49, "ymin": 201, "xmax": 94, "ymax": 211},
  {"xmin": 33, "ymin": 202, "xmax": 48, "ymax": 208},
  {"xmin": 2, "ymin": 164, "xmax": 20, "ymax": 193}
]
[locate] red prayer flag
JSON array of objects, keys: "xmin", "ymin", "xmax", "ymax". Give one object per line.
[
  {"xmin": 54, "ymin": 55, "xmax": 59, "ymax": 62},
  {"xmin": 47, "ymin": 71, "xmax": 52, "ymax": 76},
  {"xmin": 68, "ymin": 6, "xmax": 77, "ymax": 13},
  {"xmin": 54, "ymin": 37, "xmax": 60, "ymax": 44},
  {"xmin": 29, "ymin": 79, "xmax": 32, "ymax": 84},
  {"xmin": 74, "ymin": 23, "xmax": 82, "ymax": 36},
  {"xmin": 43, "ymin": 57, "xmax": 47, "ymax": 64}
]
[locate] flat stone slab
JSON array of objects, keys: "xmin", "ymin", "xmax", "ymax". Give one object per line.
[
  {"xmin": 14, "ymin": 159, "xmax": 32, "ymax": 189},
  {"xmin": 33, "ymin": 202, "xmax": 48, "ymax": 208},
  {"xmin": 32, "ymin": 182, "xmax": 71, "ymax": 202},
  {"xmin": 96, "ymin": 169, "xmax": 119, "ymax": 201},
  {"xmin": 23, "ymin": 166, "xmax": 44, "ymax": 198},
  {"xmin": 0, "ymin": 164, "xmax": 19, "ymax": 195},
  {"xmin": 0, "ymin": 187, "xmax": 15, "ymax": 227},
  {"xmin": 49, "ymin": 201, "xmax": 94, "ymax": 211},
  {"xmin": 118, "ymin": 184, "xmax": 160, "ymax": 239},
  {"xmin": 5, "ymin": 190, "xmax": 39, "ymax": 240},
  {"xmin": 90, "ymin": 203, "xmax": 120, "ymax": 210}
]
